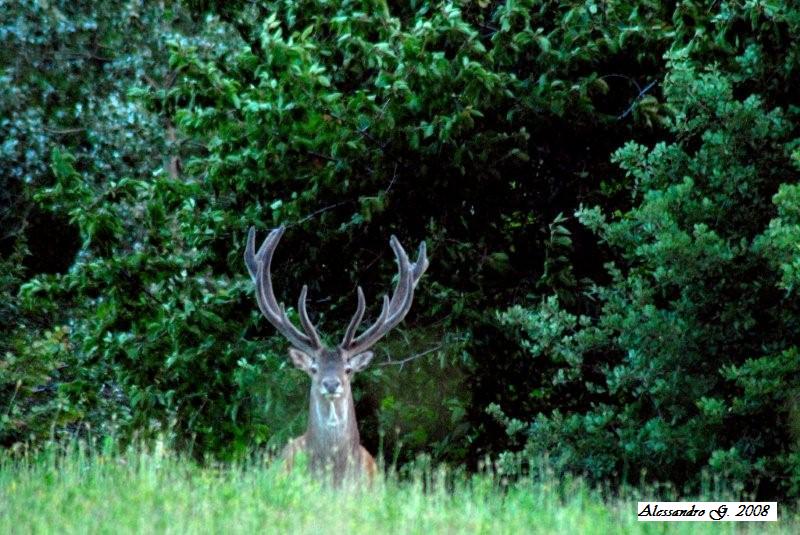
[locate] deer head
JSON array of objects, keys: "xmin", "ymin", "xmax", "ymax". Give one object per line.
[{"xmin": 245, "ymin": 224, "xmax": 428, "ymax": 376}]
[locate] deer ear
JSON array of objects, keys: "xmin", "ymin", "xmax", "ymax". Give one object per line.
[
  {"xmin": 288, "ymin": 348, "xmax": 314, "ymax": 372},
  {"xmin": 348, "ymin": 351, "xmax": 374, "ymax": 373}
]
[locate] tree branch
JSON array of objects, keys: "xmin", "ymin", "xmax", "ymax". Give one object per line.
[
  {"xmin": 617, "ymin": 79, "xmax": 658, "ymax": 120},
  {"xmin": 376, "ymin": 344, "xmax": 442, "ymax": 369}
]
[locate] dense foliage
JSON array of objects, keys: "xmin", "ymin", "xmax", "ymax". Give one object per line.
[
  {"xmin": 2, "ymin": 0, "xmax": 799, "ymax": 499},
  {"xmin": 2, "ymin": 0, "xmax": 171, "ymax": 448},
  {"xmin": 496, "ymin": 6, "xmax": 800, "ymax": 497}
]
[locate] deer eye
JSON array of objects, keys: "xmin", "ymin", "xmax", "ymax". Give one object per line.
[
  {"xmin": 309, "ymin": 363, "xmax": 318, "ymax": 374},
  {"xmin": 344, "ymin": 365, "xmax": 353, "ymax": 374}
]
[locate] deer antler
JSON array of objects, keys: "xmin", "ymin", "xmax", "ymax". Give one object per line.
[
  {"xmin": 339, "ymin": 235, "xmax": 429, "ymax": 356},
  {"xmin": 244, "ymin": 226, "xmax": 322, "ymax": 354}
]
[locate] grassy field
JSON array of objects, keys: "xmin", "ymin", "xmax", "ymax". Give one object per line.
[{"xmin": 1, "ymin": 443, "xmax": 797, "ymax": 534}]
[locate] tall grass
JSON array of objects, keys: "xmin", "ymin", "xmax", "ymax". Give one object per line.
[{"xmin": 0, "ymin": 442, "xmax": 796, "ymax": 534}]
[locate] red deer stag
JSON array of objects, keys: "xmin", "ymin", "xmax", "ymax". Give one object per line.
[{"xmin": 244, "ymin": 226, "xmax": 429, "ymax": 486}]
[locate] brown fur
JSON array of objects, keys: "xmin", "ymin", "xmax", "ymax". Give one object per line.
[
  {"xmin": 282, "ymin": 385, "xmax": 376, "ymax": 486},
  {"xmin": 282, "ymin": 440, "xmax": 376, "ymax": 485}
]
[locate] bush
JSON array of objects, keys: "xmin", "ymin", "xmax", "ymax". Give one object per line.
[
  {"xmin": 498, "ymin": 44, "xmax": 800, "ymax": 497},
  {"xmin": 15, "ymin": 0, "xmax": 674, "ymax": 459}
]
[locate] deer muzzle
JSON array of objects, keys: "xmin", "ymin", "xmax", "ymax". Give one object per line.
[{"xmin": 320, "ymin": 378, "xmax": 344, "ymax": 398}]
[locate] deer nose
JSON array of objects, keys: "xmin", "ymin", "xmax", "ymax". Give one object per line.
[{"xmin": 321, "ymin": 378, "xmax": 341, "ymax": 395}]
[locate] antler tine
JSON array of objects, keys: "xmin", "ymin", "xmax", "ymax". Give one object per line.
[
  {"xmin": 258, "ymin": 226, "xmax": 286, "ymax": 312},
  {"xmin": 249, "ymin": 227, "xmax": 283, "ymax": 317},
  {"xmin": 245, "ymin": 225, "xmax": 283, "ymax": 281},
  {"xmin": 347, "ymin": 294, "xmax": 390, "ymax": 348},
  {"xmin": 384, "ymin": 235, "xmax": 412, "ymax": 317},
  {"xmin": 342, "ymin": 235, "xmax": 429, "ymax": 355},
  {"xmin": 298, "ymin": 285, "xmax": 322, "ymax": 348},
  {"xmin": 244, "ymin": 226, "xmax": 260, "ymax": 280},
  {"xmin": 248, "ymin": 226, "xmax": 322, "ymax": 354},
  {"xmin": 411, "ymin": 241, "xmax": 429, "ymax": 286},
  {"xmin": 340, "ymin": 286, "xmax": 366, "ymax": 348}
]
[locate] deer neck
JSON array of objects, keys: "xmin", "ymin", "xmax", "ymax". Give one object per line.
[{"xmin": 306, "ymin": 387, "xmax": 360, "ymax": 460}]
